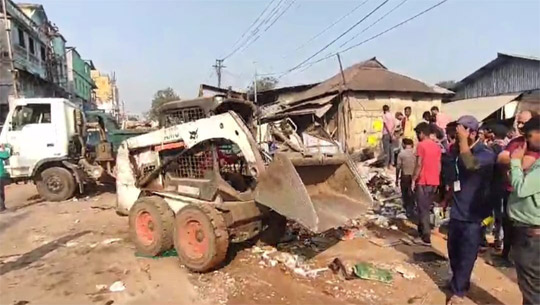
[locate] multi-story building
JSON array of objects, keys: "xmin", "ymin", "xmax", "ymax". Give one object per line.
[
  {"xmin": 66, "ymin": 47, "xmax": 96, "ymax": 110},
  {"xmin": 91, "ymin": 69, "xmax": 119, "ymax": 116},
  {"xmin": 0, "ymin": 1, "xmax": 67, "ymax": 123}
]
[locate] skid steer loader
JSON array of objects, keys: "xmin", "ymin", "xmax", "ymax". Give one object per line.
[{"xmin": 116, "ymin": 99, "xmax": 371, "ymax": 272}]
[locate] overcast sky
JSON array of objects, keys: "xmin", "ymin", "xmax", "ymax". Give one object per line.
[{"xmin": 37, "ymin": 0, "xmax": 540, "ymax": 114}]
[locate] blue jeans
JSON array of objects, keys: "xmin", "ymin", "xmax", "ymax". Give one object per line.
[{"xmin": 447, "ymin": 219, "xmax": 482, "ymax": 297}]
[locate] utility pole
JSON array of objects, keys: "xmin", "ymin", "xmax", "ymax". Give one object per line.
[
  {"xmin": 213, "ymin": 59, "xmax": 225, "ymax": 88},
  {"xmin": 336, "ymin": 53, "xmax": 346, "ymax": 87}
]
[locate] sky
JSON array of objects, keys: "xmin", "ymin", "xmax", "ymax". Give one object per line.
[{"xmin": 37, "ymin": 0, "xmax": 540, "ymax": 114}]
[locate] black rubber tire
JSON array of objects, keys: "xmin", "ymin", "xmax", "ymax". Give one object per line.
[
  {"xmin": 259, "ymin": 211, "xmax": 287, "ymax": 246},
  {"xmin": 174, "ymin": 204, "xmax": 229, "ymax": 272},
  {"xmin": 129, "ymin": 196, "xmax": 175, "ymax": 256},
  {"xmin": 36, "ymin": 167, "xmax": 76, "ymax": 202}
]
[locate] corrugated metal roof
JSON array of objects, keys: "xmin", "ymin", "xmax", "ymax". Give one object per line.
[
  {"xmin": 454, "ymin": 53, "xmax": 540, "ymax": 90},
  {"xmin": 263, "ymin": 94, "xmax": 338, "ymax": 119},
  {"xmin": 288, "ymin": 57, "xmax": 447, "ymax": 104},
  {"xmin": 442, "ymin": 93, "xmax": 521, "ymax": 121}
]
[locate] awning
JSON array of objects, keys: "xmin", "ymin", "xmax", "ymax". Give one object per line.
[{"xmin": 442, "ymin": 94, "xmax": 521, "ymax": 121}]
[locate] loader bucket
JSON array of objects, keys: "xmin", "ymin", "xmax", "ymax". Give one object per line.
[{"xmin": 255, "ymin": 153, "xmax": 372, "ymax": 233}]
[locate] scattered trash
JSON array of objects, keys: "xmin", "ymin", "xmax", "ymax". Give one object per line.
[
  {"xmin": 353, "ymin": 262, "xmax": 393, "ymax": 283},
  {"xmin": 65, "ymin": 241, "xmax": 79, "ymax": 248},
  {"xmin": 400, "ymin": 237, "xmax": 414, "ymax": 246},
  {"xmin": 104, "ymin": 300, "xmax": 114, "ymax": 305},
  {"xmin": 108, "ymin": 281, "xmax": 125, "ymax": 292},
  {"xmin": 13, "ymin": 301, "xmax": 29, "ymax": 305},
  {"xmin": 72, "ymin": 197, "xmax": 78, "ymax": 202},
  {"xmin": 135, "ymin": 248, "xmax": 178, "ymax": 258},
  {"xmin": 101, "ymin": 238, "xmax": 122, "ymax": 245},
  {"xmin": 293, "ymin": 267, "xmax": 329, "ymax": 278},
  {"xmin": 369, "ymin": 237, "xmax": 402, "ymax": 248},
  {"xmin": 74, "ymin": 219, "xmax": 80, "ymax": 224},
  {"xmin": 95, "ymin": 284, "xmax": 108, "ymax": 292},
  {"xmin": 328, "ymin": 258, "xmax": 355, "ymax": 280},
  {"xmin": 340, "ymin": 228, "xmax": 367, "ymax": 241},
  {"xmin": 395, "ymin": 265, "xmax": 416, "ymax": 280},
  {"xmin": 390, "ymin": 225, "xmax": 398, "ymax": 230}
]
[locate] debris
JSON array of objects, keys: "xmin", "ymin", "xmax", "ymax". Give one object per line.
[
  {"xmin": 108, "ymin": 281, "xmax": 125, "ymax": 292},
  {"xmin": 340, "ymin": 228, "xmax": 367, "ymax": 241},
  {"xmin": 353, "ymin": 262, "xmax": 393, "ymax": 283},
  {"xmin": 395, "ymin": 265, "xmax": 416, "ymax": 280},
  {"xmin": 135, "ymin": 248, "xmax": 178, "ymax": 258},
  {"xmin": 390, "ymin": 225, "xmax": 398, "ymax": 230},
  {"xmin": 65, "ymin": 241, "xmax": 79, "ymax": 248},
  {"xmin": 400, "ymin": 237, "xmax": 414, "ymax": 246},
  {"xmin": 95, "ymin": 284, "xmax": 108, "ymax": 292},
  {"xmin": 328, "ymin": 258, "xmax": 355, "ymax": 280},
  {"xmin": 294, "ymin": 267, "xmax": 329, "ymax": 278},
  {"xmin": 101, "ymin": 238, "xmax": 122, "ymax": 245},
  {"xmin": 104, "ymin": 300, "xmax": 114, "ymax": 305},
  {"xmin": 369, "ymin": 237, "xmax": 402, "ymax": 248},
  {"xmin": 13, "ymin": 301, "xmax": 29, "ymax": 305}
]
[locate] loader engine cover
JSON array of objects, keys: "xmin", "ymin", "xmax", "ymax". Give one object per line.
[{"xmin": 254, "ymin": 153, "xmax": 371, "ymax": 233}]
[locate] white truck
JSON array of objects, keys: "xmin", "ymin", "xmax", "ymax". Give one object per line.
[{"xmin": 0, "ymin": 98, "xmax": 119, "ymax": 201}]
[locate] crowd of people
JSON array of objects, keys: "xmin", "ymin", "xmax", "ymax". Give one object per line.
[{"xmin": 385, "ymin": 105, "xmax": 539, "ymax": 305}]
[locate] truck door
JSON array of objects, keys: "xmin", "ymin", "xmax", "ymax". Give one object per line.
[{"xmin": 4, "ymin": 103, "xmax": 57, "ymax": 178}]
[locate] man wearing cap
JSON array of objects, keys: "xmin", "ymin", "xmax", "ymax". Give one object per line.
[
  {"xmin": 507, "ymin": 117, "xmax": 540, "ymax": 305},
  {"xmin": 446, "ymin": 116, "xmax": 496, "ymax": 305}
]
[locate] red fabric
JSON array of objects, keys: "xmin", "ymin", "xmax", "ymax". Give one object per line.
[
  {"xmin": 416, "ymin": 139, "xmax": 442, "ymax": 186},
  {"xmin": 503, "ymin": 136, "xmax": 540, "ymax": 190}
]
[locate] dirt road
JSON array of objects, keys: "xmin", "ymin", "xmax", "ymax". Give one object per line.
[{"xmin": 0, "ymin": 184, "xmax": 522, "ymax": 305}]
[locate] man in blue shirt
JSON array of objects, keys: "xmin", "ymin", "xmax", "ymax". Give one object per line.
[{"xmin": 447, "ymin": 116, "xmax": 496, "ymax": 305}]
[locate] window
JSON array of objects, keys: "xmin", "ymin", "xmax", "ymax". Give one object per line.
[
  {"xmin": 12, "ymin": 104, "xmax": 52, "ymax": 130},
  {"xmin": 40, "ymin": 45, "xmax": 46, "ymax": 61},
  {"xmin": 17, "ymin": 28, "xmax": 25, "ymax": 48},
  {"xmin": 28, "ymin": 37, "xmax": 35, "ymax": 55}
]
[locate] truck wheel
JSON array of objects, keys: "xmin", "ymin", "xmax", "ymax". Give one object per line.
[
  {"xmin": 36, "ymin": 167, "xmax": 76, "ymax": 202},
  {"xmin": 174, "ymin": 204, "xmax": 229, "ymax": 272},
  {"xmin": 129, "ymin": 196, "xmax": 174, "ymax": 256}
]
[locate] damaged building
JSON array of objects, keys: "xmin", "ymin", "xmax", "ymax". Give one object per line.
[{"xmin": 258, "ymin": 57, "xmax": 452, "ymax": 153}]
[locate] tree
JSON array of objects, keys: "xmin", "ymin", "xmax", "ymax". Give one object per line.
[
  {"xmin": 436, "ymin": 80, "xmax": 457, "ymax": 90},
  {"xmin": 148, "ymin": 87, "xmax": 180, "ymax": 120},
  {"xmin": 247, "ymin": 76, "xmax": 278, "ymax": 94}
]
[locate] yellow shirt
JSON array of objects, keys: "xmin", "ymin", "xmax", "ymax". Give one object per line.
[{"xmin": 403, "ymin": 116, "xmax": 417, "ymax": 140}]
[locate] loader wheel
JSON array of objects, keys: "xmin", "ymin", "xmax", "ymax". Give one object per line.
[
  {"xmin": 259, "ymin": 211, "xmax": 287, "ymax": 246},
  {"xmin": 174, "ymin": 205, "xmax": 229, "ymax": 272},
  {"xmin": 129, "ymin": 196, "xmax": 175, "ymax": 256},
  {"xmin": 36, "ymin": 167, "xmax": 76, "ymax": 202}
]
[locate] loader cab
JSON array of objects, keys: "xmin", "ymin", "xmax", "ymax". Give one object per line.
[
  {"xmin": 157, "ymin": 96, "xmax": 255, "ymax": 128},
  {"xmin": 0, "ymin": 98, "xmax": 79, "ymax": 179}
]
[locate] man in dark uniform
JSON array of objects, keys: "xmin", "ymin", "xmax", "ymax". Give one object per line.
[{"xmin": 446, "ymin": 116, "xmax": 496, "ymax": 305}]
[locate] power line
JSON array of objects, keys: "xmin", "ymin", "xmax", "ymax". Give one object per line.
[
  {"xmin": 338, "ymin": 0, "xmax": 408, "ymax": 48},
  {"xmin": 221, "ymin": 0, "xmax": 279, "ymax": 60},
  {"xmin": 237, "ymin": 0, "xmax": 296, "ymax": 55},
  {"xmin": 289, "ymin": 0, "xmax": 369, "ymax": 54},
  {"xmin": 287, "ymin": 0, "xmax": 390, "ymax": 72},
  {"xmin": 285, "ymin": 0, "xmax": 448, "ymax": 76}
]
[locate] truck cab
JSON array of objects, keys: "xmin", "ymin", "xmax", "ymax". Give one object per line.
[{"xmin": 0, "ymin": 98, "xmax": 79, "ymax": 180}]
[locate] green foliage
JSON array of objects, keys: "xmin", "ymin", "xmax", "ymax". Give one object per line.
[
  {"xmin": 148, "ymin": 87, "xmax": 180, "ymax": 120},
  {"xmin": 247, "ymin": 76, "xmax": 279, "ymax": 94}
]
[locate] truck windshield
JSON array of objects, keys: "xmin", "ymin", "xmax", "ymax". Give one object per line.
[{"xmin": 12, "ymin": 104, "xmax": 51, "ymax": 130}]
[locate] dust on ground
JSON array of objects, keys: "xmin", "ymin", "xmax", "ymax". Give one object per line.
[{"xmin": 0, "ymin": 183, "xmax": 522, "ymax": 305}]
